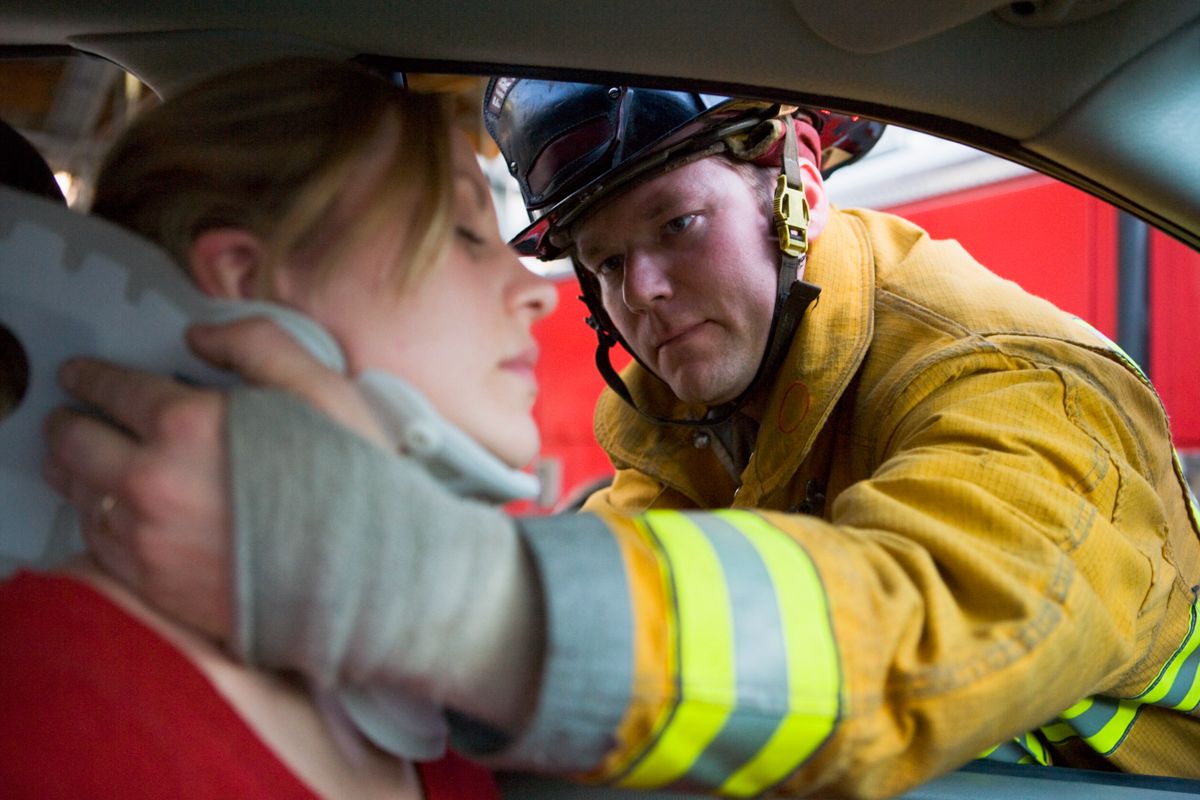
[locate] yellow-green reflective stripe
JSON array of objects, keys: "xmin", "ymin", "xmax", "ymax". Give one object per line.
[
  {"xmin": 1174, "ymin": 669, "xmax": 1200, "ymax": 712},
  {"xmin": 1174, "ymin": 452, "xmax": 1200, "ymax": 532},
  {"xmin": 1060, "ymin": 697, "xmax": 1092, "ymax": 720},
  {"xmin": 1040, "ymin": 720, "xmax": 1075, "ymax": 744},
  {"xmin": 618, "ymin": 516, "xmax": 683, "ymax": 773},
  {"xmin": 1048, "ymin": 597, "xmax": 1200, "ymax": 756},
  {"xmin": 1012, "ymin": 734, "xmax": 1041, "ymax": 764},
  {"xmin": 1098, "ymin": 701, "xmax": 1139, "ymax": 753},
  {"xmin": 1138, "ymin": 598, "xmax": 1200, "ymax": 709},
  {"xmin": 1086, "ymin": 699, "xmax": 1139, "ymax": 754},
  {"xmin": 1022, "ymin": 732, "xmax": 1050, "ymax": 765},
  {"xmin": 978, "ymin": 733, "xmax": 1050, "ymax": 766},
  {"xmin": 1054, "ymin": 697, "xmax": 1141, "ymax": 755},
  {"xmin": 717, "ymin": 511, "xmax": 840, "ymax": 796},
  {"xmin": 619, "ymin": 512, "xmax": 735, "ymax": 788}
]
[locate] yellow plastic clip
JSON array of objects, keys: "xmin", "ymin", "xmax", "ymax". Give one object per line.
[{"xmin": 773, "ymin": 174, "xmax": 809, "ymax": 257}]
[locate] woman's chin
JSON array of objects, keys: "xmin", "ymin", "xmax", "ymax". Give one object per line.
[{"xmin": 479, "ymin": 421, "xmax": 540, "ymax": 471}]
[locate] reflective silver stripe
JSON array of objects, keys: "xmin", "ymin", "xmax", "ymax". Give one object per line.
[
  {"xmin": 1141, "ymin": 592, "xmax": 1200, "ymax": 711},
  {"xmin": 979, "ymin": 732, "xmax": 1050, "ymax": 765},
  {"xmin": 614, "ymin": 510, "xmax": 841, "ymax": 796},
  {"xmin": 716, "ymin": 511, "xmax": 840, "ymax": 796},
  {"xmin": 1063, "ymin": 696, "xmax": 1122, "ymax": 740},
  {"xmin": 1031, "ymin": 593, "xmax": 1200, "ymax": 758},
  {"xmin": 616, "ymin": 511, "xmax": 736, "ymax": 789},
  {"xmin": 1159, "ymin": 639, "xmax": 1200, "ymax": 708},
  {"xmin": 503, "ymin": 514, "xmax": 635, "ymax": 772},
  {"xmin": 980, "ymin": 740, "xmax": 1033, "ymax": 764},
  {"xmin": 669, "ymin": 513, "xmax": 792, "ymax": 793}
]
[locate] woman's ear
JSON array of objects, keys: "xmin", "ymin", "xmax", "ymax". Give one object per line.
[
  {"xmin": 188, "ymin": 228, "xmax": 266, "ymax": 300},
  {"xmin": 800, "ymin": 160, "xmax": 830, "ymax": 241}
]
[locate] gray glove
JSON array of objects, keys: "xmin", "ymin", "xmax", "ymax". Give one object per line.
[{"xmin": 227, "ymin": 388, "xmax": 540, "ymax": 752}]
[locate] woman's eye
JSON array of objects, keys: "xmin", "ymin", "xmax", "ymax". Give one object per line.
[
  {"xmin": 665, "ymin": 214, "xmax": 696, "ymax": 234},
  {"xmin": 456, "ymin": 226, "xmax": 485, "ymax": 246}
]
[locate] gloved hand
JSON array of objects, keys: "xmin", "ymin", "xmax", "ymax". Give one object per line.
[
  {"xmin": 229, "ymin": 387, "xmax": 543, "ymax": 737},
  {"xmin": 42, "ymin": 318, "xmax": 394, "ymax": 645}
]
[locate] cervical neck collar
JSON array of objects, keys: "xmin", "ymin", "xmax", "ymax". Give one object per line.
[{"xmin": 0, "ymin": 186, "xmax": 537, "ymax": 572}]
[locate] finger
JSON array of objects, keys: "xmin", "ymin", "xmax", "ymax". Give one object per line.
[
  {"xmin": 41, "ymin": 457, "xmax": 69, "ymax": 497},
  {"xmin": 191, "ymin": 317, "xmax": 381, "ymax": 423},
  {"xmin": 42, "ymin": 410, "xmax": 144, "ymax": 584},
  {"xmin": 190, "ymin": 318, "xmax": 388, "ymax": 446},
  {"xmin": 44, "ymin": 429, "xmax": 161, "ymax": 603},
  {"xmin": 80, "ymin": 498, "xmax": 143, "ymax": 590},
  {"xmin": 43, "ymin": 407, "xmax": 138, "ymax": 498},
  {"xmin": 58, "ymin": 358, "xmax": 194, "ymax": 441},
  {"xmin": 48, "ymin": 464, "xmax": 106, "ymax": 525},
  {"xmin": 188, "ymin": 316, "xmax": 342, "ymax": 391}
]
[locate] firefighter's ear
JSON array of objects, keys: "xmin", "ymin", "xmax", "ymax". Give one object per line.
[
  {"xmin": 801, "ymin": 160, "xmax": 829, "ymax": 240},
  {"xmin": 188, "ymin": 228, "xmax": 267, "ymax": 300}
]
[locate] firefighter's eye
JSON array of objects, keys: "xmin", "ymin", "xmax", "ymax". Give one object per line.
[
  {"xmin": 595, "ymin": 255, "xmax": 623, "ymax": 277},
  {"xmin": 665, "ymin": 214, "xmax": 696, "ymax": 234}
]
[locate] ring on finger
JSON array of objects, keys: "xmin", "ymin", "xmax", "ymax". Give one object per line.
[{"xmin": 97, "ymin": 494, "xmax": 118, "ymax": 525}]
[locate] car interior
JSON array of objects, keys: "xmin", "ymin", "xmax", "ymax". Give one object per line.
[{"xmin": 3, "ymin": 0, "xmax": 1200, "ymax": 797}]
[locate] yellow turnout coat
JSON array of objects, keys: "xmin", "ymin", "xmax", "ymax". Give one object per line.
[{"xmin": 507, "ymin": 207, "xmax": 1200, "ymax": 798}]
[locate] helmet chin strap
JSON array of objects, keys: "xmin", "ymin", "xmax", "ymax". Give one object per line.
[{"xmin": 584, "ymin": 119, "xmax": 821, "ymax": 429}]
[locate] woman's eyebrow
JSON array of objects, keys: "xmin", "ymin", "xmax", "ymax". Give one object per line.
[{"xmin": 455, "ymin": 171, "xmax": 488, "ymax": 211}]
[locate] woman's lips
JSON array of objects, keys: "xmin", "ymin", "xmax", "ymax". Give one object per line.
[{"xmin": 500, "ymin": 345, "xmax": 540, "ymax": 383}]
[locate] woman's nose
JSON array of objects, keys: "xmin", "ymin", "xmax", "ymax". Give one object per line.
[{"xmin": 507, "ymin": 251, "xmax": 559, "ymax": 321}]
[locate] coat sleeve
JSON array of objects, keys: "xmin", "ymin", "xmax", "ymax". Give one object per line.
[{"xmin": 486, "ymin": 354, "xmax": 1184, "ymax": 799}]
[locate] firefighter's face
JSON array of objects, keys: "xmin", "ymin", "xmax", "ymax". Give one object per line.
[{"xmin": 573, "ymin": 157, "xmax": 781, "ymax": 407}]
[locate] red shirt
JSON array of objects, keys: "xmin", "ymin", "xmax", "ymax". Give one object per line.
[{"xmin": 0, "ymin": 571, "xmax": 497, "ymax": 798}]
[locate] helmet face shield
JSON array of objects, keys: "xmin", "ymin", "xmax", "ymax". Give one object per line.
[
  {"xmin": 523, "ymin": 114, "xmax": 614, "ymax": 204},
  {"xmin": 810, "ymin": 109, "xmax": 887, "ymax": 175},
  {"xmin": 509, "ymin": 214, "xmax": 554, "ymax": 258}
]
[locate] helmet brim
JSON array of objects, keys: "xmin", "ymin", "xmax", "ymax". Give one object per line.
[{"xmin": 508, "ymin": 99, "xmax": 779, "ymax": 260}]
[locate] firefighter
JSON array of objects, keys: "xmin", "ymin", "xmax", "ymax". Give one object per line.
[{"xmin": 46, "ymin": 80, "xmax": 1200, "ymax": 799}]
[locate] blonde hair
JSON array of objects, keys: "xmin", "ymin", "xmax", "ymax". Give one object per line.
[{"xmin": 91, "ymin": 57, "xmax": 454, "ymax": 294}]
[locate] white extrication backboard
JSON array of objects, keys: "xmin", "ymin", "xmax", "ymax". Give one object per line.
[{"xmin": 0, "ymin": 186, "xmax": 345, "ymax": 569}]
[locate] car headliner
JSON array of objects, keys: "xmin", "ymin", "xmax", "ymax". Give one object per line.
[{"xmin": 2, "ymin": 0, "xmax": 1198, "ymax": 249}]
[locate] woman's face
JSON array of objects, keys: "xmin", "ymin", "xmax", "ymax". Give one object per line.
[{"xmin": 274, "ymin": 130, "xmax": 558, "ymax": 468}]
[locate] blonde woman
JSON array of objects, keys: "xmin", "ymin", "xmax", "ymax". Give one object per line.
[{"xmin": 0, "ymin": 58, "xmax": 555, "ymax": 798}]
